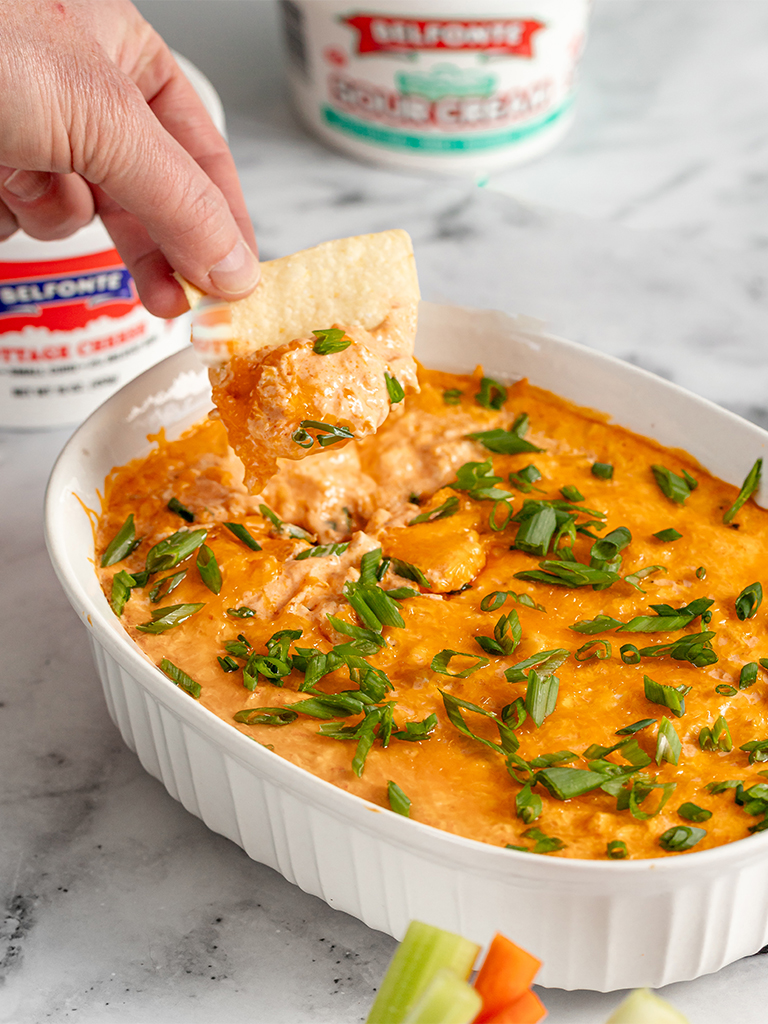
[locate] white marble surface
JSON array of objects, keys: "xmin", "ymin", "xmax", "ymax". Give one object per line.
[{"xmin": 3, "ymin": 1, "xmax": 768, "ymax": 1021}]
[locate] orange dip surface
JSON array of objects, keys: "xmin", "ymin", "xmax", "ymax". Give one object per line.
[{"xmin": 95, "ymin": 366, "xmax": 768, "ymax": 860}]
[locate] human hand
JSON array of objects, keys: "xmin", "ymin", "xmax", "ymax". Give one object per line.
[{"xmin": 0, "ymin": 0, "xmax": 259, "ymax": 318}]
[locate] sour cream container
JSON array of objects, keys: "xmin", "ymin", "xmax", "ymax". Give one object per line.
[
  {"xmin": 280, "ymin": 0, "xmax": 591, "ymax": 176},
  {"xmin": 0, "ymin": 54, "xmax": 225, "ymax": 430}
]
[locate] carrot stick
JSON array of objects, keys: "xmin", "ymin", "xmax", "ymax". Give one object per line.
[
  {"xmin": 476, "ymin": 989, "xmax": 547, "ymax": 1024},
  {"xmin": 472, "ymin": 934, "xmax": 542, "ymax": 1020}
]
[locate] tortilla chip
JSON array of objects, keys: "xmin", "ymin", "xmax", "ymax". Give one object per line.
[{"xmin": 177, "ymin": 229, "xmax": 420, "ymax": 359}]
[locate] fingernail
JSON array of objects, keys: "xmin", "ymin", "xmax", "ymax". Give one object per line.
[
  {"xmin": 2, "ymin": 169, "xmax": 51, "ymax": 201},
  {"xmin": 208, "ymin": 240, "xmax": 260, "ymax": 295}
]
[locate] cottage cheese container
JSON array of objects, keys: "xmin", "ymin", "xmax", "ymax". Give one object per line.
[
  {"xmin": 0, "ymin": 54, "xmax": 225, "ymax": 430},
  {"xmin": 280, "ymin": 0, "xmax": 591, "ymax": 176}
]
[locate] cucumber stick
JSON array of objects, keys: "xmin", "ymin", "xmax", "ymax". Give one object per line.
[
  {"xmin": 606, "ymin": 988, "xmax": 690, "ymax": 1024},
  {"xmin": 402, "ymin": 968, "xmax": 482, "ymax": 1024},
  {"xmin": 366, "ymin": 921, "xmax": 480, "ymax": 1024}
]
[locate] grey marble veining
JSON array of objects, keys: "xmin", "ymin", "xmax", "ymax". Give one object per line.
[{"xmin": 4, "ymin": 2, "xmax": 768, "ymax": 1022}]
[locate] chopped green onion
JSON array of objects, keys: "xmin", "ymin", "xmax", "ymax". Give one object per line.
[
  {"xmin": 474, "ymin": 610, "xmax": 521, "ymax": 656},
  {"xmin": 474, "ymin": 376, "xmax": 507, "ymax": 410},
  {"xmin": 723, "ymin": 458, "xmax": 762, "ymax": 524},
  {"xmin": 620, "ymin": 644, "xmax": 641, "ymax": 665},
  {"xmin": 513, "ymin": 506, "xmax": 557, "ymax": 557},
  {"xmin": 560, "ymin": 485, "xmax": 584, "ymax": 502},
  {"xmin": 735, "ymin": 582, "xmax": 762, "ymax": 620},
  {"xmin": 226, "ymin": 606, "xmax": 256, "ymax": 618},
  {"xmin": 159, "ymin": 658, "xmax": 201, "ymax": 698},
  {"xmin": 651, "ymin": 464, "xmax": 697, "ymax": 504},
  {"xmin": 654, "ymin": 528, "xmax": 682, "ymax": 542},
  {"xmin": 451, "ymin": 459, "xmax": 513, "ymax": 502},
  {"xmin": 167, "ymin": 496, "xmax": 194, "ymax": 522},
  {"xmin": 521, "ymin": 827, "xmax": 566, "ymax": 853},
  {"xmin": 387, "ymin": 780, "xmax": 411, "ymax": 817},
  {"xmin": 110, "ymin": 569, "xmax": 137, "ymax": 616},
  {"xmin": 574, "ymin": 639, "xmax": 611, "ymax": 662},
  {"xmin": 699, "ymin": 715, "xmax": 732, "ymax": 751},
  {"xmin": 505, "ymin": 648, "xmax": 568, "ymax": 683},
  {"xmin": 715, "ymin": 683, "xmax": 737, "ymax": 696},
  {"xmin": 615, "ymin": 718, "xmax": 656, "ymax": 736},
  {"xmin": 295, "ymin": 541, "xmax": 350, "ymax": 560},
  {"xmin": 291, "ymin": 419, "xmax": 354, "ymax": 449},
  {"xmin": 196, "ymin": 544, "xmax": 222, "ymax": 595},
  {"xmin": 258, "ymin": 504, "xmax": 313, "ymax": 540},
  {"xmin": 218, "ymin": 655, "xmax": 240, "ymax": 673},
  {"xmin": 391, "ymin": 558, "xmax": 430, "ymax": 589},
  {"xmin": 385, "ymin": 372, "xmax": 405, "ymax": 404},
  {"xmin": 514, "ymin": 560, "xmax": 619, "ymax": 589},
  {"xmin": 658, "ymin": 825, "xmax": 706, "ymax": 852},
  {"xmin": 536, "ymin": 766, "xmax": 607, "ymax": 800},
  {"xmin": 740, "ymin": 739, "xmax": 768, "ymax": 764},
  {"xmin": 442, "ymin": 388, "xmax": 463, "ymax": 405},
  {"xmin": 148, "ymin": 569, "xmax": 186, "ymax": 603},
  {"xmin": 509, "ymin": 464, "xmax": 543, "ymax": 493},
  {"xmin": 740, "ymin": 662, "xmax": 759, "ymax": 689},
  {"xmin": 644, "ymin": 676, "xmax": 690, "ymax": 717},
  {"xmin": 145, "ymin": 528, "xmax": 207, "ymax": 574},
  {"xmin": 569, "ymin": 615, "xmax": 622, "ymax": 634},
  {"xmin": 678, "ymin": 803, "xmax": 712, "ymax": 823},
  {"xmin": 224, "ymin": 521, "xmax": 261, "ymax": 551},
  {"xmin": 525, "ymin": 668, "xmax": 559, "ymax": 728},
  {"xmin": 467, "ymin": 427, "xmax": 541, "ymax": 455},
  {"xmin": 101, "ymin": 513, "xmax": 139, "ymax": 567},
  {"xmin": 136, "ymin": 602, "xmax": 205, "ymax": 634},
  {"xmin": 515, "ymin": 781, "xmax": 542, "ymax": 824},
  {"xmin": 409, "ymin": 496, "xmax": 459, "ymax": 525},
  {"xmin": 656, "ymin": 717, "xmax": 682, "ymax": 765},
  {"xmin": 431, "ymin": 650, "xmax": 489, "ymax": 678},
  {"xmin": 606, "ymin": 840, "xmax": 628, "ymax": 859},
  {"xmin": 234, "ymin": 706, "xmax": 298, "ymax": 726},
  {"xmin": 591, "ymin": 462, "xmax": 614, "ymax": 480},
  {"xmin": 312, "ymin": 328, "xmax": 350, "ymax": 354}
]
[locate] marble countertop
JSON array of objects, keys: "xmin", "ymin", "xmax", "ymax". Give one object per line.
[{"xmin": 3, "ymin": 2, "xmax": 768, "ymax": 1021}]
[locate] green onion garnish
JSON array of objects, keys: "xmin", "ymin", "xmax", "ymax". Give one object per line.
[
  {"xmin": 656, "ymin": 717, "xmax": 682, "ymax": 765},
  {"xmin": 159, "ymin": 658, "xmax": 201, "ymax": 698},
  {"xmin": 474, "ymin": 611, "xmax": 521, "ymax": 657},
  {"xmin": 678, "ymin": 803, "xmax": 712, "ymax": 823},
  {"xmin": 234, "ymin": 706, "xmax": 298, "ymax": 726},
  {"xmin": 409, "ymin": 496, "xmax": 459, "ymax": 525},
  {"xmin": 591, "ymin": 462, "xmax": 614, "ymax": 480},
  {"xmin": 385, "ymin": 372, "xmax": 405, "ymax": 404},
  {"xmin": 291, "ymin": 420, "xmax": 354, "ymax": 449},
  {"xmin": 148, "ymin": 569, "xmax": 186, "ymax": 603},
  {"xmin": 431, "ymin": 650, "xmax": 489, "ymax": 678},
  {"xmin": 723, "ymin": 457, "xmax": 762, "ymax": 524},
  {"xmin": 387, "ymin": 780, "xmax": 411, "ymax": 817},
  {"xmin": 196, "ymin": 544, "xmax": 222, "ymax": 595},
  {"xmin": 615, "ymin": 718, "xmax": 657, "ymax": 736},
  {"xmin": 474, "ymin": 376, "xmax": 507, "ymax": 410},
  {"xmin": 653, "ymin": 528, "xmax": 682, "ymax": 542},
  {"xmin": 136, "ymin": 603, "xmax": 205, "ymax": 634},
  {"xmin": 560, "ymin": 485, "xmax": 585, "ymax": 502},
  {"xmin": 295, "ymin": 541, "xmax": 350, "ymax": 560},
  {"xmin": 442, "ymin": 388, "xmax": 463, "ymax": 405},
  {"xmin": 699, "ymin": 715, "xmax": 732, "ymax": 751},
  {"xmin": 224, "ymin": 522, "xmax": 261, "ymax": 550},
  {"xmin": 101, "ymin": 513, "xmax": 139, "ymax": 567},
  {"xmin": 658, "ymin": 825, "xmax": 706, "ymax": 852},
  {"xmin": 312, "ymin": 328, "xmax": 350, "ymax": 354},
  {"xmin": 467, "ymin": 427, "xmax": 541, "ymax": 455},
  {"xmin": 740, "ymin": 662, "xmax": 759, "ymax": 689},
  {"xmin": 226, "ymin": 606, "xmax": 256, "ymax": 618},
  {"xmin": 145, "ymin": 528, "xmax": 207, "ymax": 574},
  {"xmin": 525, "ymin": 668, "xmax": 559, "ymax": 728},
  {"xmin": 606, "ymin": 840, "xmax": 628, "ymax": 859},
  {"xmin": 651, "ymin": 465, "xmax": 697, "ymax": 504},
  {"xmin": 644, "ymin": 676, "xmax": 690, "ymax": 717},
  {"xmin": 110, "ymin": 569, "xmax": 137, "ymax": 616},
  {"xmin": 574, "ymin": 639, "xmax": 612, "ymax": 662},
  {"xmin": 735, "ymin": 582, "xmax": 762, "ymax": 620},
  {"xmin": 167, "ymin": 497, "xmax": 194, "ymax": 522}
]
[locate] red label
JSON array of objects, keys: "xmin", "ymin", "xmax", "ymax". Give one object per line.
[
  {"xmin": 0, "ymin": 248, "xmax": 140, "ymax": 333},
  {"xmin": 342, "ymin": 15, "xmax": 545, "ymax": 57}
]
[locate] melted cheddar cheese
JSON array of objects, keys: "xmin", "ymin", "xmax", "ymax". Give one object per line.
[{"xmin": 96, "ymin": 366, "xmax": 768, "ymax": 859}]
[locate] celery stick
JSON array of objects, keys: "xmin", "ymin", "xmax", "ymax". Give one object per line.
[
  {"xmin": 403, "ymin": 968, "xmax": 483, "ymax": 1024},
  {"xmin": 366, "ymin": 921, "xmax": 480, "ymax": 1024},
  {"xmin": 606, "ymin": 988, "xmax": 690, "ymax": 1024}
]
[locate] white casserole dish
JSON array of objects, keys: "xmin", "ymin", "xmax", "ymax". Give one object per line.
[{"xmin": 44, "ymin": 302, "xmax": 768, "ymax": 992}]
